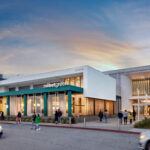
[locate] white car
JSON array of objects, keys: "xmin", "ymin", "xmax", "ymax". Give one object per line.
[
  {"xmin": 0, "ymin": 125, "xmax": 3, "ymax": 138},
  {"xmin": 139, "ymin": 131, "xmax": 150, "ymax": 150},
  {"xmin": 0, "ymin": 125, "xmax": 3, "ymax": 137}
]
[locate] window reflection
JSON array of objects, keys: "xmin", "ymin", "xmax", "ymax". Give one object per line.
[
  {"xmin": 132, "ymin": 79, "xmax": 150, "ymax": 96},
  {"xmin": 64, "ymin": 76, "xmax": 83, "ymax": 88}
]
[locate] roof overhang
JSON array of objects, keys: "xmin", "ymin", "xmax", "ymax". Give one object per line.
[{"xmin": 0, "ymin": 85, "xmax": 83, "ymax": 97}]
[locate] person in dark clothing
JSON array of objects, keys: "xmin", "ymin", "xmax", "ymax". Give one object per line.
[
  {"xmin": 17, "ymin": 112, "xmax": 22, "ymax": 124},
  {"xmin": 118, "ymin": 111, "xmax": 123, "ymax": 124},
  {"xmin": 1, "ymin": 111, "xmax": 4, "ymax": 120},
  {"xmin": 57, "ymin": 109, "xmax": 62, "ymax": 123},
  {"xmin": 31, "ymin": 113, "xmax": 36, "ymax": 129},
  {"xmin": 98, "ymin": 110, "xmax": 103, "ymax": 122},
  {"xmin": 133, "ymin": 110, "xmax": 136, "ymax": 121},
  {"xmin": 123, "ymin": 110, "xmax": 128, "ymax": 125},
  {"xmin": 55, "ymin": 110, "xmax": 58, "ymax": 124}
]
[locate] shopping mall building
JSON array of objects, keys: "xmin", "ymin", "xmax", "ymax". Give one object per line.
[
  {"xmin": 105, "ymin": 65, "xmax": 150, "ymax": 116},
  {"xmin": 0, "ymin": 66, "xmax": 116, "ymax": 117}
]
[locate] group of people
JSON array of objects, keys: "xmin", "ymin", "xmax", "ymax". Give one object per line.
[
  {"xmin": 31, "ymin": 113, "xmax": 40, "ymax": 130},
  {"xmin": 15, "ymin": 109, "xmax": 63, "ymax": 130},
  {"xmin": 98, "ymin": 109, "xmax": 136, "ymax": 125},
  {"xmin": 16, "ymin": 112, "xmax": 40, "ymax": 130},
  {"xmin": 98, "ymin": 109, "xmax": 109, "ymax": 123},
  {"xmin": 118, "ymin": 110, "xmax": 136, "ymax": 125},
  {"xmin": 55, "ymin": 109, "xmax": 62, "ymax": 124}
]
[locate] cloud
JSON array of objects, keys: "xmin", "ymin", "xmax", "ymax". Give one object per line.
[
  {"xmin": 0, "ymin": 20, "xmax": 141, "ymax": 74},
  {"xmin": 0, "ymin": 0, "xmax": 150, "ymax": 74}
]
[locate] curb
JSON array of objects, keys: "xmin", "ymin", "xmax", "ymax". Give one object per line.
[{"xmin": 0, "ymin": 121, "xmax": 140, "ymax": 135}]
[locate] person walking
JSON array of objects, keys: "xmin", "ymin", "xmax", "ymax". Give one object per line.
[
  {"xmin": 17, "ymin": 112, "xmax": 22, "ymax": 124},
  {"xmin": 35, "ymin": 114, "xmax": 40, "ymax": 131},
  {"xmin": 31, "ymin": 113, "xmax": 36, "ymax": 129},
  {"xmin": 57, "ymin": 109, "xmax": 62, "ymax": 123},
  {"xmin": 133, "ymin": 110, "xmax": 136, "ymax": 121},
  {"xmin": 16, "ymin": 115, "xmax": 19, "ymax": 124},
  {"xmin": 104, "ymin": 109, "xmax": 108, "ymax": 123},
  {"xmin": 55, "ymin": 110, "xmax": 58, "ymax": 124},
  {"xmin": 1, "ymin": 111, "xmax": 4, "ymax": 120},
  {"xmin": 98, "ymin": 110, "xmax": 103, "ymax": 122},
  {"xmin": 129, "ymin": 113, "xmax": 133, "ymax": 124},
  {"xmin": 123, "ymin": 110, "xmax": 128, "ymax": 125},
  {"xmin": 118, "ymin": 111, "xmax": 123, "ymax": 124}
]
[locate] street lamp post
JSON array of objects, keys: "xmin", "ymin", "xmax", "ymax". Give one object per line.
[
  {"xmin": 137, "ymin": 86, "xmax": 140, "ymax": 121},
  {"xmin": 143, "ymin": 91, "xmax": 150, "ymax": 118},
  {"xmin": 145, "ymin": 91, "xmax": 148, "ymax": 118}
]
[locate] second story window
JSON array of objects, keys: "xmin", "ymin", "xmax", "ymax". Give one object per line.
[{"xmin": 19, "ymin": 86, "xmax": 30, "ymax": 91}]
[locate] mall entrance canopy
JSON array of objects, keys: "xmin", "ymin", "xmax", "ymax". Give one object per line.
[{"xmin": 0, "ymin": 85, "xmax": 83, "ymax": 117}]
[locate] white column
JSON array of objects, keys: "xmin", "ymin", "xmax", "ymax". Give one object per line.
[
  {"xmin": 137, "ymin": 89, "xmax": 140, "ymax": 121},
  {"xmin": 30, "ymin": 85, "xmax": 34, "ymax": 89}
]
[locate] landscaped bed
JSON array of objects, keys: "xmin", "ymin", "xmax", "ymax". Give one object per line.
[
  {"xmin": 0, "ymin": 116, "xmax": 76, "ymax": 124},
  {"xmin": 134, "ymin": 118, "xmax": 150, "ymax": 129}
]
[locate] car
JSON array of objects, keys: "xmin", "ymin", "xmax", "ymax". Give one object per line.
[
  {"xmin": 0, "ymin": 125, "xmax": 3, "ymax": 138},
  {"xmin": 139, "ymin": 131, "xmax": 150, "ymax": 150}
]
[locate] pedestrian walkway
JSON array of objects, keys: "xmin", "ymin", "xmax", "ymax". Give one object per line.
[{"xmin": 0, "ymin": 117, "xmax": 147, "ymax": 134}]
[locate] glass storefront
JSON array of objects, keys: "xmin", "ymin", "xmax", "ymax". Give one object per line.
[
  {"xmin": 48, "ymin": 92, "xmax": 66, "ymax": 116},
  {"xmin": 0, "ymin": 92, "xmax": 115, "ymax": 117},
  {"xmin": 27, "ymin": 94, "xmax": 44, "ymax": 116},
  {"xmin": 66, "ymin": 94, "xmax": 87, "ymax": 116},
  {"xmin": 64, "ymin": 76, "xmax": 83, "ymax": 88},
  {"xmin": 132, "ymin": 78, "xmax": 150, "ymax": 96},
  {"xmin": 0, "ymin": 97, "xmax": 6, "ymax": 115}
]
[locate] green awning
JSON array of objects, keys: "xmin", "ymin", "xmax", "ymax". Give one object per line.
[{"xmin": 0, "ymin": 85, "xmax": 83, "ymax": 97}]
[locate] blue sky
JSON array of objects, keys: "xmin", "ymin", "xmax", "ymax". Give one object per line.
[{"xmin": 0, "ymin": 0, "xmax": 150, "ymax": 74}]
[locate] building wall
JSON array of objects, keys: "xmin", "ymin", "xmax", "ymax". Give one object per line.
[
  {"xmin": 0, "ymin": 87, "xmax": 8, "ymax": 93},
  {"xmin": 84, "ymin": 66, "xmax": 116, "ymax": 101},
  {"xmin": 121, "ymin": 75, "xmax": 132, "ymax": 111},
  {"xmin": 95, "ymin": 99, "xmax": 104, "ymax": 115}
]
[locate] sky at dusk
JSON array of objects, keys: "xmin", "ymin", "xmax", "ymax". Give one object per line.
[{"xmin": 0, "ymin": 0, "xmax": 150, "ymax": 74}]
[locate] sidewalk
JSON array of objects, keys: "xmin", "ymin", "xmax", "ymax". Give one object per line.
[{"xmin": 1, "ymin": 118, "xmax": 148, "ymax": 134}]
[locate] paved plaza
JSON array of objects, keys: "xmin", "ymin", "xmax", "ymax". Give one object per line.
[{"xmin": 0, "ymin": 124, "xmax": 139, "ymax": 150}]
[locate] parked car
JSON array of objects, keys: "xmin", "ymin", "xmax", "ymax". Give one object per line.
[
  {"xmin": 0, "ymin": 125, "xmax": 3, "ymax": 138},
  {"xmin": 139, "ymin": 131, "xmax": 150, "ymax": 150}
]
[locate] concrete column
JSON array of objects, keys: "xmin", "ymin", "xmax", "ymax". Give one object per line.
[
  {"xmin": 30, "ymin": 85, "xmax": 34, "ymax": 89},
  {"xmin": 7, "ymin": 96, "xmax": 10, "ymax": 116},
  {"xmin": 93, "ymin": 99, "xmax": 95, "ymax": 116},
  {"xmin": 68, "ymin": 91, "xmax": 72, "ymax": 117},
  {"xmin": 43, "ymin": 93, "xmax": 48, "ymax": 116},
  {"xmin": 24, "ymin": 95, "xmax": 27, "ymax": 116}
]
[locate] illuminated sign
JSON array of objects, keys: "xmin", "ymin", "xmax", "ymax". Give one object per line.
[{"xmin": 43, "ymin": 82, "xmax": 69, "ymax": 88}]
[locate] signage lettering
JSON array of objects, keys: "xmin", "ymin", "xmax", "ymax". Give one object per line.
[{"xmin": 43, "ymin": 82, "xmax": 68, "ymax": 88}]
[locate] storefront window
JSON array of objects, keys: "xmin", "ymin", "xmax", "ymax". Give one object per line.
[
  {"xmin": 75, "ymin": 77, "xmax": 81, "ymax": 87},
  {"xmin": 0, "ymin": 97, "xmax": 6, "ymax": 115},
  {"xmin": 64, "ymin": 78, "xmax": 69, "ymax": 85},
  {"xmin": 72, "ymin": 97, "xmax": 75, "ymax": 113},
  {"xmin": 81, "ymin": 76, "xmax": 83, "ymax": 88},
  {"xmin": 52, "ymin": 93, "xmax": 59, "ymax": 115},
  {"xmin": 78, "ymin": 98, "xmax": 82, "ymax": 113},
  {"xmin": 70, "ymin": 78, "xmax": 75, "ymax": 86},
  {"xmin": 64, "ymin": 76, "xmax": 83, "ymax": 88},
  {"xmin": 15, "ymin": 96, "xmax": 24, "ymax": 115},
  {"xmin": 27, "ymin": 95, "xmax": 44, "ymax": 115},
  {"xmin": 132, "ymin": 79, "xmax": 150, "ymax": 96}
]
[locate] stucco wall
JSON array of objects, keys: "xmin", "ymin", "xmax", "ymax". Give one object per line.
[
  {"xmin": 84, "ymin": 66, "xmax": 116, "ymax": 101},
  {"xmin": 121, "ymin": 75, "xmax": 132, "ymax": 111}
]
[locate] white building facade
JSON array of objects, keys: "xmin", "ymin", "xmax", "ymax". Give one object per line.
[
  {"xmin": 0, "ymin": 66, "xmax": 116, "ymax": 117},
  {"xmin": 105, "ymin": 65, "xmax": 150, "ymax": 116}
]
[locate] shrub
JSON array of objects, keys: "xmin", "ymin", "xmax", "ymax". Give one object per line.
[
  {"xmin": 71, "ymin": 117, "xmax": 76, "ymax": 124},
  {"xmin": 134, "ymin": 118, "xmax": 150, "ymax": 128},
  {"xmin": 61, "ymin": 118, "xmax": 69, "ymax": 124}
]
